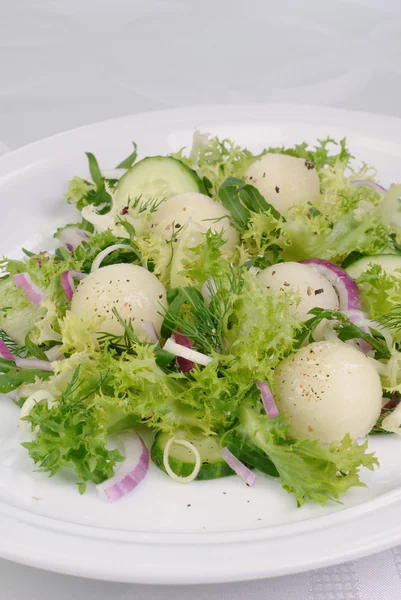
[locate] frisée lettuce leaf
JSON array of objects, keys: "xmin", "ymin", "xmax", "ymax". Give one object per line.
[{"xmin": 224, "ymin": 405, "xmax": 378, "ymax": 506}]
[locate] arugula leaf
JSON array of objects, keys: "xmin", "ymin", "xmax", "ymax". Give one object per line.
[
  {"xmin": 218, "ymin": 177, "xmax": 283, "ymax": 232},
  {"xmin": 25, "ymin": 333, "xmax": 48, "ymax": 360},
  {"xmin": 85, "ymin": 152, "xmax": 113, "ymax": 209},
  {"xmin": 295, "ymin": 307, "xmax": 391, "ymax": 359},
  {"xmin": 218, "ymin": 179, "xmax": 251, "ymax": 231},
  {"xmin": 116, "ymin": 142, "xmax": 138, "ymax": 169},
  {"xmin": 0, "ymin": 357, "xmax": 53, "ymax": 393}
]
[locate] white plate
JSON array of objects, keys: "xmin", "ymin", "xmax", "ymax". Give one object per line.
[{"xmin": 1, "ymin": 104, "xmax": 401, "ymax": 585}]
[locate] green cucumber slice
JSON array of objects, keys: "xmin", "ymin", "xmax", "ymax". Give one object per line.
[
  {"xmin": 151, "ymin": 429, "xmax": 234, "ymax": 481},
  {"xmin": 346, "ymin": 255, "xmax": 401, "ymax": 280},
  {"xmin": 116, "ymin": 156, "xmax": 205, "ymax": 208}
]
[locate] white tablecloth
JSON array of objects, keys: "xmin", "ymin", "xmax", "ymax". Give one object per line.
[{"xmin": 1, "ymin": 0, "xmax": 401, "ymax": 598}]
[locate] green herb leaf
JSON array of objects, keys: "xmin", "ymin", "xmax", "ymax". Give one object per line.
[
  {"xmin": 0, "ymin": 357, "xmax": 53, "ymax": 393},
  {"xmin": 116, "ymin": 142, "xmax": 138, "ymax": 169},
  {"xmin": 296, "ymin": 307, "xmax": 391, "ymax": 359}
]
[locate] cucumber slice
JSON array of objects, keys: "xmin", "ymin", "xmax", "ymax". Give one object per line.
[
  {"xmin": 346, "ymin": 255, "xmax": 401, "ymax": 280},
  {"xmin": 116, "ymin": 156, "xmax": 204, "ymax": 208},
  {"xmin": 151, "ymin": 429, "xmax": 234, "ymax": 481}
]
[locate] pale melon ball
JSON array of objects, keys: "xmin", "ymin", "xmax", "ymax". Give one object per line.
[
  {"xmin": 245, "ymin": 153, "xmax": 320, "ymax": 212},
  {"xmin": 257, "ymin": 262, "xmax": 339, "ymax": 322},
  {"xmin": 274, "ymin": 341, "xmax": 382, "ymax": 443},
  {"xmin": 71, "ymin": 264, "xmax": 166, "ymax": 340},
  {"xmin": 150, "ymin": 192, "xmax": 239, "ymax": 252}
]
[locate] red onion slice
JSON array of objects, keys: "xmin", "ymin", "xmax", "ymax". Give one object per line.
[
  {"xmin": 256, "ymin": 381, "xmax": 279, "ymax": 418},
  {"xmin": 0, "ymin": 339, "xmax": 14, "ymax": 361},
  {"xmin": 220, "ymin": 448, "xmax": 256, "ymax": 487},
  {"xmin": 301, "ymin": 259, "xmax": 360, "ymax": 311},
  {"xmin": 141, "ymin": 321, "xmax": 159, "ymax": 344},
  {"xmin": 97, "ymin": 433, "xmax": 149, "ymax": 503},
  {"xmin": 90, "ymin": 244, "xmax": 135, "ymax": 273},
  {"xmin": 383, "ymin": 392, "xmax": 400, "ymax": 413},
  {"xmin": 13, "ymin": 273, "xmax": 45, "ymax": 306},
  {"xmin": 350, "ymin": 180, "xmax": 387, "ymax": 194},
  {"xmin": 61, "ymin": 270, "xmax": 87, "ymax": 301},
  {"xmin": 172, "ymin": 331, "xmax": 194, "ymax": 372},
  {"xmin": 58, "ymin": 228, "xmax": 89, "ymax": 251}
]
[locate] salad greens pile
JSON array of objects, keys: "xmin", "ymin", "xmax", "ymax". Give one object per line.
[{"xmin": 2, "ymin": 130, "xmax": 401, "ymax": 506}]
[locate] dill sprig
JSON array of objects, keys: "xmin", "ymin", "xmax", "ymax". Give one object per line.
[
  {"xmin": 378, "ymin": 305, "xmax": 401, "ymax": 332},
  {"xmin": 0, "ymin": 328, "xmax": 26, "ymax": 357},
  {"xmin": 128, "ymin": 195, "xmax": 166, "ymax": 214},
  {"xmin": 161, "ymin": 267, "xmax": 245, "ymax": 354}
]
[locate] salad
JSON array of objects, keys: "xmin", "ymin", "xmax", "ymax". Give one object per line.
[{"xmin": 1, "ymin": 131, "xmax": 401, "ymax": 507}]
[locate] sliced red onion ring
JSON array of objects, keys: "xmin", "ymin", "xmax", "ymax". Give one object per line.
[
  {"xmin": 301, "ymin": 259, "xmax": 360, "ymax": 311},
  {"xmin": 220, "ymin": 448, "xmax": 256, "ymax": 487},
  {"xmin": 172, "ymin": 331, "xmax": 194, "ymax": 372},
  {"xmin": 90, "ymin": 244, "xmax": 135, "ymax": 273},
  {"xmin": 97, "ymin": 433, "xmax": 149, "ymax": 503},
  {"xmin": 163, "ymin": 337, "xmax": 212, "ymax": 367},
  {"xmin": 13, "ymin": 273, "xmax": 45, "ymax": 306},
  {"xmin": 141, "ymin": 321, "xmax": 159, "ymax": 344},
  {"xmin": 61, "ymin": 270, "xmax": 87, "ymax": 301},
  {"xmin": 15, "ymin": 357, "xmax": 54, "ymax": 371},
  {"xmin": 383, "ymin": 392, "xmax": 400, "ymax": 413},
  {"xmin": 350, "ymin": 180, "xmax": 387, "ymax": 194},
  {"xmin": 58, "ymin": 227, "xmax": 89, "ymax": 251},
  {"xmin": 0, "ymin": 339, "xmax": 14, "ymax": 361},
  {"xmin": 256, "ymin": 381, "xmax": 279, "ymax": 418}
]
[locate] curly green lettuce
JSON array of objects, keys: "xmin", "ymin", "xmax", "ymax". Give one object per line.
[
  {"xmin": 224, "ymin": 405, "xmax": 378, "ymax": 506},
  {"xmin": 224, "ymin": 272, "xmax": 302, "ymax": 381}
]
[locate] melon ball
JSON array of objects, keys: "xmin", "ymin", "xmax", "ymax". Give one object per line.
[
  {"xmin": 257, "ymin": 262, "xmax": 339, "ymax": 322},
  {"xmin": 71, "ymin": 264, "xmax": 166, "ymax": 340},
  {"xmin": 274, "ymin": 341, "xmax": 382, "ymax": 443},
  {"xmin": 245, "ymin": 153, "xmax": 320, "ymax": 212},
  {"xmin": 150, "ymin": 192, "xmax": 239, "ymax": 252}
]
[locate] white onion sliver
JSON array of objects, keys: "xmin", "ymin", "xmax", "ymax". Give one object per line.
[
  {"xmin": 163, "ymin": 338, "xmax": 212, "ymax": 366},
  {"xmin": 13, "ymin": 273, "xmax": 45, "ymax": 306},
  {"xmin": 256, "ymin": 380, "xmax": 279, "ymax": 418},
  {"xmin": 220, "ymin": 448, "xmax": 256, "ymax": 487},
  {"xmin": 350, "ymin": 180, "xmax": 387, "ymax": 194},
  {"xmin": 163, "ymin": 438, "xmax": 201, "ymax": 483},
  {"xmin": 141, "ymin": 321, "xmax": 159, "ymax": 343},
  {"xmin": 97, "ymin": 433, "xmax": 149, "ymax": 502},
  {"xmin": 15, "ymin": 357, "xmax": 54, "ymax": 372},
  {"xmin": 90, "ymin": 244, "xmax": 135, "ymax": 272},
  {"xmin": 44, "ymin": 345, "xmax": 64, "ymax": 362},
  {"xmin": 58, "ymin": 228, "xmax": 89, "ymax": 251}
]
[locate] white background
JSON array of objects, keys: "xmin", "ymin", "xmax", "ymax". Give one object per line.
[{"xmin": 1, "ymin": 0, "xmax": 401, "ymax": 598}]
